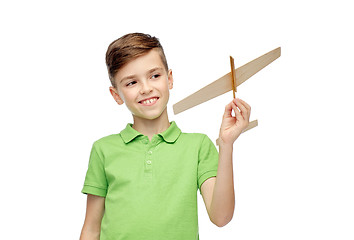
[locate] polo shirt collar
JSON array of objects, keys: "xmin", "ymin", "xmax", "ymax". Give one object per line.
[
  {"xmin": 120, "ymin": 123, "xmax": 143, "ymax": 143},
  {"xmin": 158, "ymin": 121, "xmax": 181, "ymax": 143},
  {"xmin": 120, "ymin": 121, "xmax": 181, "ymax": 144}
]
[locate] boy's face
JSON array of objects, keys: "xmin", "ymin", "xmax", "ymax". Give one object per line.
[{"xmin": 109, "ymin": 49, "xmax": 173, "ymax": 121}]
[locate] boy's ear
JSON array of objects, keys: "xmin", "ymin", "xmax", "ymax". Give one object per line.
[
  {"xmin": 109, "ymin": 86, "xmax": 124, "ymax": 105},
  {"xmin": 168, "ymin": 69, "xmax": 174, "ymax": 90}
]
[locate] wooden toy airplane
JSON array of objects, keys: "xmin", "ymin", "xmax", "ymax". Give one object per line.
[{"xmin": 172, "ymin": 47, "xmax": 281, "ymax": 143}]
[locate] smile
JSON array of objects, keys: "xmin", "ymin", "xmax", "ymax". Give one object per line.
[{"xmin": 139, "ymin": 97, "xmax": 159, "ymax": 105}]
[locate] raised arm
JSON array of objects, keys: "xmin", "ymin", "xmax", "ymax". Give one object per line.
[
  {"xmin": 201, "ymin": 98, "xmax": 251, "ymax": 227},
  {"xmin": 80, "ymin": 194, "xmax": 105, "ymax": 240}
]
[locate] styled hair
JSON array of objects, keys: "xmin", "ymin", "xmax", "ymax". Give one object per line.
[{"xmin": 106, "ymin": 33, "xmax": 169, "ymax": 87}]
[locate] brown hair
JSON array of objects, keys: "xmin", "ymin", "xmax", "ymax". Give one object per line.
[{"xmin": 106, "ymin": 33, "xmax": 169, "ymax": 87}]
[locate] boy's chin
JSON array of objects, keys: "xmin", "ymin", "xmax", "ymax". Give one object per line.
[
  {"xmin": 130, "ymin": 105, "xmax": 169, "ymax": 121},
  {"xmin": 133, "ymin": 109, "xmax": 169, "ymax": 121},
  {"xmin": 133, "ymin": 113, "xmax": 164, "ymax": 121}
]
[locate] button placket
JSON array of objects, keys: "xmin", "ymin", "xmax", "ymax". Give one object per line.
[
  {"xmin": 145, "ymin": 147, "xmax": 153, "ymax": 172},
  {"xmin": 143, "ymin": 136, "xmax": 160, "ymax": 177}
]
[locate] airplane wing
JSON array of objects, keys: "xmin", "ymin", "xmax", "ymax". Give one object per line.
[{"xmin": 173, "ymin": 47, "xmax": 281, "ymax": 114}]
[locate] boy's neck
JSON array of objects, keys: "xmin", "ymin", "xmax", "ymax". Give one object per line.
[{"xmin": 132, "ymin": 109, "xmax": 171, "ymax": 141}]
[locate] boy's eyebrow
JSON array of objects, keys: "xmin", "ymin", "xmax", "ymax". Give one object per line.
[
  {"xmin": 120, "ymin": 75, "xmax": 136, "ymax": 84},
  {"xmin": 147, "ymin": 67, "xmax": 164, "ymax": 74},
  {"xmin": 119, "ymin": 67, "xmax": 164, "ymax": 83}
]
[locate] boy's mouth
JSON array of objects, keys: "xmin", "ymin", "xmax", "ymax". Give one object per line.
[{"xmin": 139, "ymin": 97, "xmax": 159, "ymax": 105}]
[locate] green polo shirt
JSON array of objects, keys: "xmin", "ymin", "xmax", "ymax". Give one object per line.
[{"xmin": 82, "ymin": 121, "xmax": 219, "ymax": 240}]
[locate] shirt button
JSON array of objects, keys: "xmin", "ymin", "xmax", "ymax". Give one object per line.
[
  {"xmin": 147, "ymin": 150, "xmax": 152, "ymax": 155},
  {"xmin": 146, "ymin": 160, "xmax": 152, "ymax": 165}
]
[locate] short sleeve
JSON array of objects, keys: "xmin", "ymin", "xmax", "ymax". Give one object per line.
[
  {"xmin": 197, "ymin": 135, "xmax": 219, "ymax": 191},
  {"xmin": 81, "ymin": 143, "xmax": 108, "ymax": 197}
]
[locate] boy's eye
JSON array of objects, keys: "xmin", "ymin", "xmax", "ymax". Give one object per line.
[
  {"xmin": 126, "ymin": 81, "xmax": 137, "ymax": 86},
  {"xmin": 151, "ymin": 74, "xmax": 160, "ymax": 79}
]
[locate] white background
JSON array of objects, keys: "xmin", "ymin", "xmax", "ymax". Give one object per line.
[{"xmin": 1, "ymin": 0, "xmax": 353, "ymax": 239}]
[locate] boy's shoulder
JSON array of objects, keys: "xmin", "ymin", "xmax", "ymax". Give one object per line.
[
  {"xmin": 180, "ymin": 131, "xmax": 208, "ymax": 139},
  {"xmin": 91, "ymin": 122, "xmax": 215, "ymax": 148},
  {"xmin": 179, "ymin": 132, "xmax": 215, "ymax": 145},
  {"xmin": 92, "ymin": 131, "xmax": 208, "ymax": 143},
  {"xmin": 92, "ymin": 123, "xmax": 134, "ymax": 147},
  {"xmin": 92, "ymin": 132, "xmax": 124, "ymax": 150},
  {"xmin": 96, "ymin": 133, "xmax": 122, "ymax": 142}
]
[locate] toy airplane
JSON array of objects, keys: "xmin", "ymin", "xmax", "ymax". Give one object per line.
[{"xmin": 173, "ymin": 47, "xmax": 281, "ymax": 143}]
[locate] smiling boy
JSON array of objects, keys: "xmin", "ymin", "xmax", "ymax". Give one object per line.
[{"xmin": 80, "ymin": 33, "xmax": 251, "ymax": 240}]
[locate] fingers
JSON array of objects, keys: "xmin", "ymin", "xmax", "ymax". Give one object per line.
[
  {"xmin": 223, "ymin": 99, "xmax": 244, "ymax": 118},
  {"xmin": 223, "ymin": 101, "xmax": 234, "ymax": 118},
  {"xmin": 231, "ymin": 100, "xmax": 243, "ymax": 120},
  {"xmin": 238, "ymin": 98, "xmax": 251, "ymax": 113},
  {"xmin": 233, "ymin": 98, "xmax": 251, "ymax": 120},
  {"xmin": 223, "ymin": 98, "xmax": 251, "ymax": 124}
]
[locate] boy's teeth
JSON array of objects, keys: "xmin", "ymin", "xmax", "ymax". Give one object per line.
[{"xmin": 142, "ymin": 98, "xmax": 157, "ymax": 104}]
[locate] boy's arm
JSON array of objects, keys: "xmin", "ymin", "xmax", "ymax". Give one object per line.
[
  {"xmin": 201, "ymin": 98, "xmax": 250, "ymax": 227},
  {"xmin": 80, "ymin": 194, "xmax": 105, "ymax": 240}
]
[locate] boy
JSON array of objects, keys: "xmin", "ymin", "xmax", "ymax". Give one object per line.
[{"xmin": 80, "ymin": 33, "xmax": 251, "ymax": 240}]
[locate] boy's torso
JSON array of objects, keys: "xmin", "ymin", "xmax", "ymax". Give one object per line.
[{"xmin": 82, "ymin": 121, "xmax": 219, "ymax": 240}]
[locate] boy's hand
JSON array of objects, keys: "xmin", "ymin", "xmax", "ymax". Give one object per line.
[{"xmin": 219, "ymin": 98, "xmax": 251, "ymax": 146}]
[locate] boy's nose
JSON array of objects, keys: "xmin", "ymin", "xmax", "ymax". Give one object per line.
[{"xmin": 139, "ymin": 81, "xmax": 153, "ymax": 95}]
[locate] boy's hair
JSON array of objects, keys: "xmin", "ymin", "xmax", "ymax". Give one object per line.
[{"xmin": 106, "ymin": 33, "xmax": 169, "ymax": 88}]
